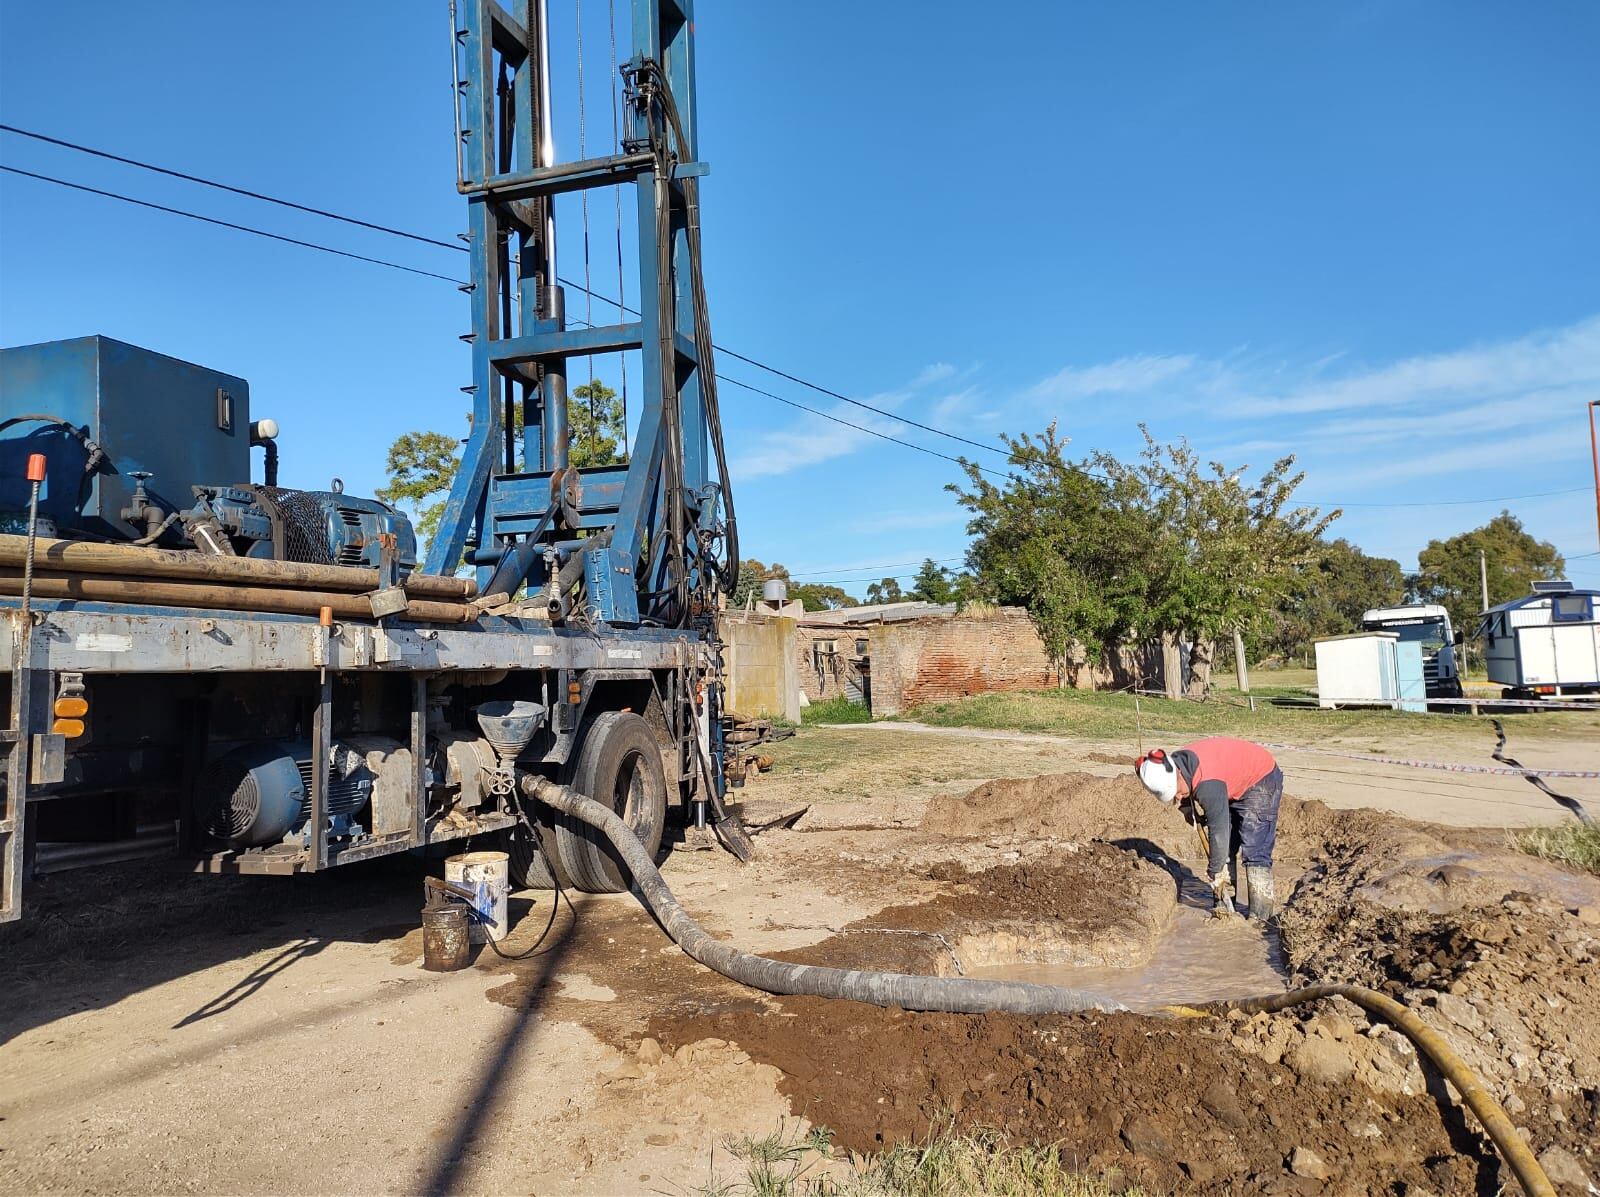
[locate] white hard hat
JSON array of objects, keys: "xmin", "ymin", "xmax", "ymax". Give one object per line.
[{"xmin": 1136, "ymin": 750, "xmax": 1179, "ymax": 803}]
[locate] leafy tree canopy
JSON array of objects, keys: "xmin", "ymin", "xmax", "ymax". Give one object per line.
[
  {"xmin": 730, "ymin": 558, "xmax": 858, "ymax": 610},
  {"xmin": 866, "ymin": 577, "xmax": 904, "ymax": 605},
  {"xmin": 1263, "ymin": 537, "xmax": 1405, "ymax": 660},
  {"xmin": 910, "ymin": 558, "xmax": 956, "ymax": 604},
  {"xmin": 950, "ymin": 423, "xmax": 1335, "ymax": 668},
  {"xmin": 1412, "ymin": 511, "xmax": 1565, "ymax": 633},
  {"xmin": 380, "ymin": 381, "xmax": 626, "ymax": 551}
]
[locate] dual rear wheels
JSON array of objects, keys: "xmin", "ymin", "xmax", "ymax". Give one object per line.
[{"xmin": 508, "ymin": 710, "xmax": 667, "ymax": 894}]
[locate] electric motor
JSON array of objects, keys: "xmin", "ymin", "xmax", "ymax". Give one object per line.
[{"xmin": 195, "ymin": 740, "xmax": 374, "ymax": 849}]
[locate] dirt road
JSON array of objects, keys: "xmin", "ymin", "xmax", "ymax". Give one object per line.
[{"xmin": 1, "ymin": 723, "xmax": 1596, "ymax": 1194}]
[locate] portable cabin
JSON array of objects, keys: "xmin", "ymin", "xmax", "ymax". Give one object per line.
[{"xmin": 1476, "ymin": 581, "xmax": 1600, "ymax": 697}]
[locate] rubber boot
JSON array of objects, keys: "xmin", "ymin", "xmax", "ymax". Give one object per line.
[{"xmin": 1245, "ymin": 865, "xmax": 1275, "ymax": 921}]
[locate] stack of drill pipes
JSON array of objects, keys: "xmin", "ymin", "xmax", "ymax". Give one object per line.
[
  {"xmin": 0, "ymin": 569, "xmax": 473, "ymax": 624},
  {"xmin": 0, "ymin": 534, "xmax": 475, "ymax": 599}
]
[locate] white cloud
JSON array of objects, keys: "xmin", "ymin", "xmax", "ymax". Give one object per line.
[
  {"xmin": 845, "ymin": 508, "xmax": 965, "ymax": 534},
  {"xmin": 1329, "ymin": 426, "xmax": 1589, "ymax": 488},
  {"xmin": 1027, "ymin": 353, "xmax": 1196, "ymax": 401},
  {"xmin": 730, "ymin": 363, "xmax": 965, "ymax": 479},
  {"xmin": 1226, "ymin": 315, "xmax": 1600, "ymax": 417}
]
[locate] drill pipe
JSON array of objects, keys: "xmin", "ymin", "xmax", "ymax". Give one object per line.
[
  {"xmin": 0, "ymin": 570, "xmax": 474, "ymax": 624},
  {"xmin": 0, "ymin": 535, "xmax": 476, "ymax": 599}
]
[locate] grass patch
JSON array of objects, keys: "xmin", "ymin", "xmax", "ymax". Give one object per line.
[
  {"xmin": 1510, "ymin": 822, "xmax": 1600, "ymax": 875},
  {"xmin": 802, "ymin": 696, "xmax": 873, "ymax": 726},
  {"xmin": 698, "ymin": 1124, "xmax": 1149, "ymax": 1197},
  {"xmin": 895, "ymin": 685, "xmax": 1600, "ymax": 747}
]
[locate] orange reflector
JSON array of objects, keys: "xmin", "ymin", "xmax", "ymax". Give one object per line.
[
  {"xmin": 53, "ymin": 696, "xmax": 89, "ymax": 718},
  {"xmin": 52, "ymin": 717, "xmax": 86, "ymax": 738}
]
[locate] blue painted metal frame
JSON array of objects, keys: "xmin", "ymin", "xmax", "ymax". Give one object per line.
[{"xmin": 427, "ymin": 0, "xmax": 711, "ymax": 629}]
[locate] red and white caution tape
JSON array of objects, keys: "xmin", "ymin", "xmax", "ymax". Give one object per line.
[{"xmin": 1261, "ymin": 742, "xmax": 1600, "ymax": 780}]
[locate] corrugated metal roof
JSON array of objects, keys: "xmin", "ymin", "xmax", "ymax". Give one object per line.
[{"xmin": 798, "ymin": 601, "xmax": 959, "ymax": 626}]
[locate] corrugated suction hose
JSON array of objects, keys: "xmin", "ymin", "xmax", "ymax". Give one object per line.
[
  {"xmin": 519, "ymin": 775, "xmax": 1107, "ymax": 1015},
  {"xmin": 520, "ymin": 775, "xmax": 1554, "ymax": 1196}
]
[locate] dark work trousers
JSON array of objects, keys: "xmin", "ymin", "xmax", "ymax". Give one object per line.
[{"xmin": 1196, "ymin": 766, "xmax": 1283, "ymax": 879}]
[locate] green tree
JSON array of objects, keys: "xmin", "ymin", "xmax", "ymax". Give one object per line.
[
  {"xmin": 951, "ymin": 423, "xmax": 1335, "ymax": 692},
  {"xmin": 731, "ymin": 558, "xmax": 786, "ymax": 609},
  {"xmin": 1412, "ymin": 512, "xmax": 1565, "ymax": 633},
  {"xmin": 866, "ymin": 577, "xmax": 904, "ymax": 604},
  {"xmin": 569, "ymin": 380, "xmax": 624, "ymax": 468},
  {"xmin": 789, "ymin": 582, "xmax": 858, "ymax": 610},
  {"xmin": 381, "ymin": 382, "xmax": 627, "ymax": 552},
  {"xmin": 376, "ymin": 430, "xmax": 461, "ymax": 547},
  {"xmin": 1264, "ymin": 538, "xmax": 1405, "ymax": 662},
  {"xmin": 909, "ymin": 558, "xmax": 955, "ymax": 604}
]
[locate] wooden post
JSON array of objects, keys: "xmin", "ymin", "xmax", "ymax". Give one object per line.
[{"xmin": 1233, "ymin": 628, "xmax": 1250, "ymax": 694}]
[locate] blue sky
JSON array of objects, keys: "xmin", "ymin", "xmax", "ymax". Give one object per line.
[{"xmin": 3, "ymin": 2, "xmax": 1598, "ymax": 596}]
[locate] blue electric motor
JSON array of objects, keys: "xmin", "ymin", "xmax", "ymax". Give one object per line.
[{"xmin": 196, "ymin": 740, "xmax": 374, "ymax": 849}]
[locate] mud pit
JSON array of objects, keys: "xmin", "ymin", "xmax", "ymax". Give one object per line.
[
  {"xmin": 4, "ymin": 746, "xmax": 1598, "ymax": 1195},
  {"xmin": 647, "ymin": 772, "xmax": 1600, "ymax": 1195}
]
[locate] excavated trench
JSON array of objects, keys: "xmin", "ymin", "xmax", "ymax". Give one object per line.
[{"xmin": 644, "ymin": 771, "xmax": 1600, "ymax": 1195}]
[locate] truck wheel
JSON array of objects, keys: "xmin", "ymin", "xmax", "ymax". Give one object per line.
[
  {"xmin": 506, "ymin": 817, "xmax": 563, "ymax": 890},
  {"xmin": 550, "ymin": 711, "xmax": 667, "ymax": 893}
]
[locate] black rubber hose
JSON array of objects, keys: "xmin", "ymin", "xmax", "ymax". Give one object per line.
[{"xmin": 520, "ymin": 774, "xmax": 1109, "ymax": 1015}]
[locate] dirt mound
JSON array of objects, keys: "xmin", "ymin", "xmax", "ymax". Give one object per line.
[
  {"xmin": 648, "ymin": 1001, "xmax": 1488, "ymax": 1195},
  {"xmin": 921, "ymin": 772, "xmax": 1196, "ymax": 848}
]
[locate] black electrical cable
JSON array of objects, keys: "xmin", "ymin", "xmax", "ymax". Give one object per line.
[
  {"xmin": 0, "ymin": 123, "xmax": 464, "ymax": 252},
  {"xmin": 481, "ymin": 789, "xmax": 575, "ymax": 961},
  {"xmin": 6, "ymin": 128, "xmax": 1594, "ymax": 513},
  {"xmin": 0, "ymin": 165, "xmax": 464, "ymax": 284}
]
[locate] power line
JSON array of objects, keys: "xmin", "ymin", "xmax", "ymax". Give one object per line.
[
  {"xmin": 1304, "ymin": 487, "xmax": 1591, "ymax": 509},
  {"xmin": 718, "ymin": 373, "xmax": 1012, "ymax": 480},
  {"xmin": 0, "ymin": 124, "xmax": 466, "ymax": 253},
  {"xmin": 1, "ymin": 122, "xmax": 1021, "ymax": 467},
  {"xmin": 3, "ymin": 131, "xmax": 1596, "ymax": 517},
  {"xmin": 787, "ymin": 556, "xmax": 966, "ymax": 579},
  {"xmin": 0, "ymin": 165, "xmax": 464, "ymax": 284}
]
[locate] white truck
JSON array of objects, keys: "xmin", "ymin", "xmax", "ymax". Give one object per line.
[{"xmin": 1360, "ymin": 604, "xmax": 1463, "ymax": 699}]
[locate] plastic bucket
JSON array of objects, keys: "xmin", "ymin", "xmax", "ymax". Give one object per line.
[{"xmin": 445, "ymin": 849, "xmax": 510, "ymax": 943}]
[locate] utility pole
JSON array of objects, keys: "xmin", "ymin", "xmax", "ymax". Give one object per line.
[
  {"xmin": 1479, "ymin": 548, "xmax": 1490, "ymax": 613},
  {"xmin": 1589, "ymin": 400, "xmax": 1600, "ymax": 549}
]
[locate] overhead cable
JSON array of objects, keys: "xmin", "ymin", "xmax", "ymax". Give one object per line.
[{"xmin": 0, "ymin": 165, "xmax": 464, "ymax": 284}]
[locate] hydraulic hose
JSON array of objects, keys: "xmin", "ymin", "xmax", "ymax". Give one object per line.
[
  {"xmin": 519, "ymin": 774, "xmax": 1107, "ymax": 1015},
  {"xmin": 1202, "ymin": 985, "xmax": 1554, "ymax": 1197}
]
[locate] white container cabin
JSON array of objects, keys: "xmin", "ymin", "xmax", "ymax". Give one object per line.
[{"xmin": 1476, "ymin": 581, "xmax": 1600, "ymax": 697}]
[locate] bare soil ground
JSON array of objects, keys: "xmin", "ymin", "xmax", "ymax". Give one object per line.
[{"xmin": 2, "ymin": 721, "xmax": 1597, "ymax": 1195}]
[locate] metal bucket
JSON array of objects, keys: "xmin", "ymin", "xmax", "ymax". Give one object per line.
[
  {"xmin": 420, "ymin": 903, "xmax": 472, "ymax": 972},
  {"xmin": 445, "ymin": 849, "xmax": 510, "ymax": 943}
]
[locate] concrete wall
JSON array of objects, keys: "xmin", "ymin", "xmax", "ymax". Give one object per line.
[{"xmin": 721, "ymin": 614, "xmax": 800, "ymax": 722}]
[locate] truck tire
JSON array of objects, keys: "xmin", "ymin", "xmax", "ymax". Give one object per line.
[
  {"xmin": 550, "ymin": 711, "xmax": 667, "ymax": 893},
  {"xmin": 506, "ymin": 817, "xmax": 563, "ymax": 890}
]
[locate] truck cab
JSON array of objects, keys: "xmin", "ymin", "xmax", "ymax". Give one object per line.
[{"xmin": 1360, "ymin": 604, "xmax": 1462, "ymax": 698}]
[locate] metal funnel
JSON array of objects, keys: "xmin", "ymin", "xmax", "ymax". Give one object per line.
[{"xmin": 474, "ymin": 700, "xmax": 546, "ymax": 763}]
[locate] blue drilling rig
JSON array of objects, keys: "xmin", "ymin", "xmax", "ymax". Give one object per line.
[{"xmin": 0, "ymin": 0, "xmax": 739, "ymax": 922}]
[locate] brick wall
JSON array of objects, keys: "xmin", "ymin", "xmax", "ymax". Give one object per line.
[
  {"xmin": 796, "ymin": 607, "xmax": 1066, "ymax": 716},
  {"xmin": 870, "ymin": 607, "xmax": 1060, "ymax": 715}
]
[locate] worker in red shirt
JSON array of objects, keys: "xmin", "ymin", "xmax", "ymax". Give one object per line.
[{"xmin": 1134, "ymin": 736, "xmax": 1282, "ymax": 921}]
